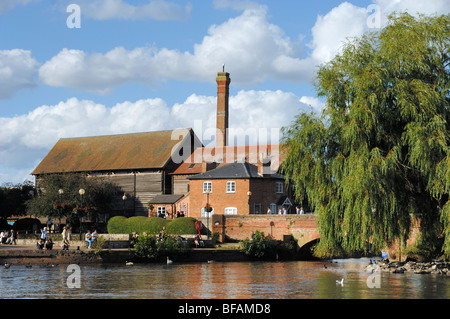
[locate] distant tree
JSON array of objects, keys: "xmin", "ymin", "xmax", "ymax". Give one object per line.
[
  {"xmin": 26, "ymin": 173, "xmax": 118, "ymax": 227},
  {"xmin": 281, "ymin": 13, "xmax": 450, "ymax": 257},
  {"xmin": 0, "ymin": 180, "xmax": 34, "ymax": 222}
]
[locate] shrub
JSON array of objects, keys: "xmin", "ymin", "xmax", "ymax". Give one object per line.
[
  {"xmin": 107, "ymin": 216, "xmax": 128, "ymax": 234},
  {"xmin": 134, "ymin": 233, "xmax": 190, "ymax": 261},
  {"xmin": 242, "ymin": 231, "xmax": 297, "ymax": 260},
  {"xmin": 165, "ymin": 217, "xmax": 198, "ymax": 235}
]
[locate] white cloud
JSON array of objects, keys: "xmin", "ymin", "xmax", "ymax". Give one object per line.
[
  {"xmin": 77, "ymin": 0, "xmax": 192, "ymax": 21},
  {"xmin": 39, "ymin": 6, "xmax": 309, "ymax": 92},
  {"xmin": 0, "ymin": 49, "xmax": 39, "ymax": 99},
  {"xmin": 0, "ymin": 90, "xmax": 315, "ymax": 184}
]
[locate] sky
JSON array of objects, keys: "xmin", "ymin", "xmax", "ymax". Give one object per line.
[{"xmin": 0, "ymin": 0, "xmax": 448, "ymax": 185}]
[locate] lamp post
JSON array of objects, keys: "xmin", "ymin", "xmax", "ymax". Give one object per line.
[
  {"xmin": 58, "ymin": 189, "xmax": 64, "ymax": 231},
  {"xmin": 122, "ymin": 193, "xmax": 127, "ymax": 216},
  {"xmin": 205, "ymin": 189, "xmax": 211, "ymax": 240},
  {"xmin": 78, "ymin": 188, "xmax": 85, "ymax": 240}
]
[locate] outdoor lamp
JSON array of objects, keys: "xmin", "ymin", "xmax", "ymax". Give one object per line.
[{"xmin": 79, "ymin": 188, "xmax": 85, "ymax": 196}]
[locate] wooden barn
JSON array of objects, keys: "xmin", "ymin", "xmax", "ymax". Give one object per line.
[{"xmin": 31, "ymin": 128, "xmax": 201, "ymax": 217}]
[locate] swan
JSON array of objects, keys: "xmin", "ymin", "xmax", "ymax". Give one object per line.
[
  {"xmin": 336, "ymin": 278, "xmax": 344, "ymax": 286},
  {"xmin": 167, "ymin": 256, "xmax": 173, "ymax": 264}
]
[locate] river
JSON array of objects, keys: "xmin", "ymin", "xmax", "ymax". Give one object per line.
[{"xmin": 0, "ymin": 258, "xmax": 449, "ymax": 299}]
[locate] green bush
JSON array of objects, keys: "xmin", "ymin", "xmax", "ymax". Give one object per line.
[
  {"xmin": 134, "ymin": 233, "xmax": 190, "ymax": 261},
  {"xmin": 106, "ymin": 216, "xmax": 128, "ymax": 234},
  {"xmin": 165, "ymin": 217, "xmax": 198, "ymax": 235},
  {"xmin": 242, "ymin": 231, "xmax": 297, "ymax": 260},
  {"xmin": 107, "ymin": 216, "xmax": 171, "ymax": 234}
]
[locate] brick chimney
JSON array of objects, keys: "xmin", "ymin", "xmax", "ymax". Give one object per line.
[{"xmin": 216, "ymin": 71, "xmax": 230, "ymax": 149}]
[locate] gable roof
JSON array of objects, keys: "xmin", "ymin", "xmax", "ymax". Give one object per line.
[
  {"xmin": 32, "ymin": 129, "xmax": 198, "ymax": 175},
  {"xmin": 172, "ymin": 144, "xmax": 284, "ymax": 175},
  {"xmin": 148, "ymin": 194, "xmax": 185, "ymax": 204},
  {"xmin": 188, "ymin": 162, "xmax": 284, "ymax": 180}
]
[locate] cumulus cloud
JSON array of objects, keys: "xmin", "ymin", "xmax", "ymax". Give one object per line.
[
  {"xmin": 0, "ymin": 49, "xmax": 39, "ymax": 99},
  {"xmin": 78, "ymin": 0, "xmax": 192, "ymax": 21},
  {"xmin": 39, "ymin": 6, "xmax": 309, "ymax": 93},
  {"xmin": 0, "ymin": 90, "xmax": 315, "ymax": 184}
]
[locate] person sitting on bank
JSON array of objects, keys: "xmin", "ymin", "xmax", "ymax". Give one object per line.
[
  {"xmin": 45, "ymin": 238, "xmax": 54, "ymax": 250},
  {"xmin": 5, "ymin": 229, "xmax": 17, "ymax": 245},
  {"xmin": 85, "ymin": 230, "xmax": 92, "ymax": 249},
  {"xmin": 91, "ymin": 230, "xmax": 98, "ymax": 247},
  {"xmin": 62, "ymin": 238, "xmax": 70, "ymax": 250},
  {"xmin": 37, "ymin": 238, "xmax": 45, "ymax": 250},
  {"xmin": 194, "ymin": 234, "xmax": 204, "ymax": 248}
]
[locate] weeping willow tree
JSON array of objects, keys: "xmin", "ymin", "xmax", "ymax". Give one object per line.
[{"xmin": 281, "ymin": 13, "xmax": 449, "ymax": 258}]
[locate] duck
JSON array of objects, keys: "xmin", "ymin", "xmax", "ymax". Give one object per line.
[
  {"xmin": 125, "ymin": 261, "xmax": 133, "ymax": 266},
  {"xmin": 166, "ymin": 256, "xmax": 173, "ymax": 264},
  {"xmin": 4, "ymin": 263, "xmax": 11, "ymax": 269},
  {"xmin": 336, "ymin": 278, "xmax": 344, "ymax": 286}
]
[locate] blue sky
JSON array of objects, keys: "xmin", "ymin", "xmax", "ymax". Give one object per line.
[{"xmin": 0, "ymin": 0, "xmax": 448, "ymax": 185}]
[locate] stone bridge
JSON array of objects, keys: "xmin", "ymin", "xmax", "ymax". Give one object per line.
[{"xmin": 204, "ymin": 214, "xmax": 321, "ymax": 249}]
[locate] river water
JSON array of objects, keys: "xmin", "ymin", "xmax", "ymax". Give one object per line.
[{"xmin": 0, "ymin": 258, "xmax": 449, "ymax": 299}]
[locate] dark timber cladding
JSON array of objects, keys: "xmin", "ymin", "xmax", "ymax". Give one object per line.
[{"xmin": 32, "ymin": 129, "xmax": 201, "ymax": 216}]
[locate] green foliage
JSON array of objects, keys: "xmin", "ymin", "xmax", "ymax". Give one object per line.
[
  {"xmin": 106, "ymin": 216, "xmax": 128, "ymax": 234},
  {"xmin": 164, "ymin": 217, "xmax": 198, "ymax": 235},
  {"xmin": 241, "ymin": 231, "xmax": 296, "ymax": 260},
  {"xmin": 134, "ymin": 233, "xmax": 190, "ymax": 261},
  {"xmin": 0, "ymin": 180, "xmax": 34, "ymax": 221},
  {"xmin": 107, "ymin": 216, "xmax": 196, "ymax": 235},
  {"xmin": 26, "ymin": 173, "xmax": 119, "ymax": 225},
  {"xmin": 281, "ymin": 13, "xmax": 450, "ymax": 257}
]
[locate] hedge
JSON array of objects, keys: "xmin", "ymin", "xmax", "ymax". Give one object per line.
[{"xmin": 107, "ymin": 216, "xmax": 197, "ymax": 235}]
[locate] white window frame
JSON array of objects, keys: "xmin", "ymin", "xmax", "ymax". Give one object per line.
[
  {"xmin": 157, "ymin": 206, "xmax": 166, "ymax": 216},
  {"xmin": 276, "ymin": 182, "xmax": 283, "ymax": 194},
  {"xmin": 226, "ymin": 181, "xmax": 236, "ymax": 193},
  {"xmin": 224, "ymin": 207, "xmax": 237, "ymax": 215},
  {"xmin": 203, "ymin": 181, "xmax": 212, "ymax": 193}
]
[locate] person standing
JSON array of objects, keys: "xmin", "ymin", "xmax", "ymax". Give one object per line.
[{"xmin": 40, "ymin": 227, "xmax": 48, "ymax": 243}]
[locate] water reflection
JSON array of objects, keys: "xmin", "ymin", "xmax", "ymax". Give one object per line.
[{"xmin": 0, "ymin": 259, "xmax": 448, "ymax": 299}]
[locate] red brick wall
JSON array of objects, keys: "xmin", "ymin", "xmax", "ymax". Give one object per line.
[
  {"xmin": 200, "ymin": 214, "xmax": 320, "ymax": 247},
  {"xmin": 188, "ymin": 178, "xmax": 289, "ymax": 217}
]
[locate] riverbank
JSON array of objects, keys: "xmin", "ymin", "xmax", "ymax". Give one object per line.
[
  {"xmin": 366, "ymin": 259, "xmax": 450, "ymax": 275},
  {"xmin": 0, "ymin": 242, "xmax": 250, "ymax": 265}
]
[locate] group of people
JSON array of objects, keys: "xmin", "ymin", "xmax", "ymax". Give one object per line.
[
  {"xmin": 36, "ymin": 227, "xmax": 54, "ymax": 250},
  {"xmin": 0, "ymin": 229, "xmax": 16, "ymax": 245},
  {"xmin": 84, "ymin": 230, "xmax": 98, "ymax": 249},
  {"xmin": 266, "ymin": 206, "xmax": 305, "ymax": 215}
]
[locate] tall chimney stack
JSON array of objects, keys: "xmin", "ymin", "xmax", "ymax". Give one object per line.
[{"xmin": 216, "ymin": 70, "xmax": 230, "ymax": 149}]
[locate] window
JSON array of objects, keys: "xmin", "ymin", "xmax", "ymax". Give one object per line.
[
  {"xmin": 276, "ymin": 182, "xmax": 283, "ymax": 194},
  {"xmin": 254, "ymin": 203, "xmax": 261, "ymax": 214},
  {"xmin": 224, "ymin": 207, "xmax": 237, "ymax": 215},
  {"xmin": 157, "ymin": 206, "xmax": 166, "ymax": 218},
  {"xmin": 226, "ymin": 181, "xmax": 236, "ymax": 193},
  {"xmin": 203, "ymin": 181, "xmax": 212, "ymax": 193}
]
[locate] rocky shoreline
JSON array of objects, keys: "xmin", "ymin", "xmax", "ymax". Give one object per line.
[{"xmin": 366, "ymin": 260, "xmax": 450, "ymax": 275}]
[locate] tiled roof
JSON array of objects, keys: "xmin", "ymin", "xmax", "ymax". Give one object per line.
[
  {"xmin": 32, "ymin": 129, "xmax": 195, "ymax": 174},
  {"xmin": 172, "ymin": 144, "xmax": 284, "ymax": 175},
  {"xmin": 188, "ymin": 162, "xmax": 284, "ymax": 180},
  {"xmin": 148, "ymin": 194, "xmax": 185, "ymax": 204}
]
